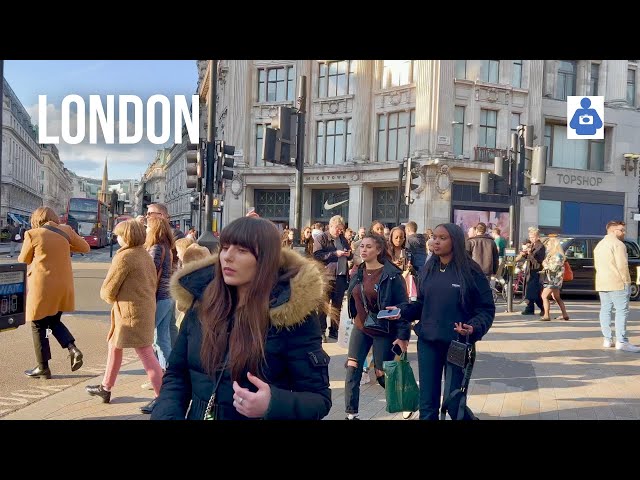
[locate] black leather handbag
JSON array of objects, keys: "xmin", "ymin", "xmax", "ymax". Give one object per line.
[
  {"xmin": 360, "ymin": 283, "xmax": 389, "ymax": 334},
  {"xmin": 446, "ymin": 334, "xmax": 473, "ymax": 369}
]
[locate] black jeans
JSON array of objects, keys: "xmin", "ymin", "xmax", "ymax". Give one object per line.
[
  {"xmin": 319, "ymin": 274, "xmax": 349, "ymax": 332},
  {"xmin": 417, "ymin": 338, "xmax": 473, "ymax": 420},
  {"xmin": 31, "ymin": 312, "xmax": 75, "ymax": 365},
  {"xmin": 344, "ymin": 326, "xmax": 395, "ymax": 414}
]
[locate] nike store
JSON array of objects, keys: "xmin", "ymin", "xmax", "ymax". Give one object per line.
[{"xmin": 311, "ymin": 189, "xmax": 349, "ymax": 225}]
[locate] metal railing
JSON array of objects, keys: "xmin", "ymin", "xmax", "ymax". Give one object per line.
[{"xmin": 474, "ymin": 146, "xmax": 508, "ymax": 162}]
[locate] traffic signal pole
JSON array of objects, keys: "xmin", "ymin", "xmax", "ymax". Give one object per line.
[
  {"xmin": 294, "ymin": 76, "xmax": 306, "ymax": 245},
  {"xmin": 198, "ymin": 60, "xmax": 219, "ymax": 252},
  {"xmin": 395, "ymin": 159, "xmax": 405, "ymax": 228}
]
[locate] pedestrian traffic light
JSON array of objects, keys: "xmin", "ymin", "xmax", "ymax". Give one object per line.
[
  {"xmin": 523, "ymin": 125, "xmax": 534, "ymax": 194},
  {"xmin": 216, "ymin": 141, "xmax": 235, "ymax": 190},
  {"xmin": 404, "ymin": 157, "xmax": 420, "ymax": 205},
  {"xmin": 186, "ymin": 142, "xmax": 202, "ymax": 191}
]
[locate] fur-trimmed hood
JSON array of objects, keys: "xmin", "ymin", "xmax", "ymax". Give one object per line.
[{"xmin": 170, "ymin": 248, "xmax": 329, "ymax": 328}]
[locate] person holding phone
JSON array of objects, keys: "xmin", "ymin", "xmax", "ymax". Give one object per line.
[
  {"xmin": 343, "ymin": 233, "xmax": 410, "ymax": 420},
  {"xmin": 385, "ymin": 223, "xmax": 494, "ymax": 420}
]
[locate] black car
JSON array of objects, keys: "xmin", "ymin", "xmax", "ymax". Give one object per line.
[{"xmin": 543, "ymin": 235, "xmax": 640, "ymax": 301}]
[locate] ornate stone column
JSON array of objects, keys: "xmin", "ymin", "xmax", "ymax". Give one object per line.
[
  {"xmin": 350, "ymin": 60, "xmax": 373, "ymax": 161},
  {"xmin": 605, "ymin": 60, "xmax": 628, "ymax": 106},
  {"xmin": 226, "ymin": 60, "xmax": 250, "ymax": 166},
  {"xmin": 527, "ymin": 60, "xmax": 544, "ymax": 142},
  {"xmin": 414, "ymin": 60, "xmax": 439, "ymax": 157}
]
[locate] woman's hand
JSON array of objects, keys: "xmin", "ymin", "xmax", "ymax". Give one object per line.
[
  {"xmin": 384, "ymin": 306, "xmax": 402, "ymax": 320},
  {"xmin": 393, "ymin": 339, "xmax": 409, "ymax": 353},
  {"xmin": 232, "ymin": 372, "xmax": 271, "ymax": 418},
  {"xmin": 454, "ymin": 322, "xmax": 474, "ymax": 336}
]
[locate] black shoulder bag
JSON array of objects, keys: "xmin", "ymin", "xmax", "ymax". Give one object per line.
[
  {"xmin": 441, "ymin": 333, "xmax": 478, "ymax": 420},
  {"xmin": 360, "ymin": 281, "xmax": 389, "ymax": 334}
]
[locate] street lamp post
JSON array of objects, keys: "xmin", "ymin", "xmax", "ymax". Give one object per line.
[{"xmin": 198, "ymin": 60, "xmax": 219, "ymax": 253}]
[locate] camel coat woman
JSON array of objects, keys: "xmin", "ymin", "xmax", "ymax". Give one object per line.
[
  {"xmin": 19, "ymin": 216, "xmax": 90, "ymax": 378},
  {"xmin": 100, "ymin": 245, "xmax": 158, "ymax": 348},
  {"xmin": 19, "ymin": 221, "xmax": 90, "ymax": 322}
]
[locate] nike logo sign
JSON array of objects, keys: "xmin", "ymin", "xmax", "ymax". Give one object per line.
[{"xmin": 323, "ymin": 199, "xmax": 349, "ymax": 210}]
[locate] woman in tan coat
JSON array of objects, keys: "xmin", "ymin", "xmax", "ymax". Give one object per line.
[
  {"xmin": 19, "ymin": 207, "xmax": 90, "ymax": 379},
  {"xmin": 85, "ymin": 220, "xmax": 164, "ymax": 404}
]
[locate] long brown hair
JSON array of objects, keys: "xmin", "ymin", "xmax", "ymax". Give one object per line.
[
  {"xmin": 144, "ymin": 216, "xmax": 175, "ymax": 251},
  {"xmin": 199, "ymin": 217, "xmax": 282, "ymax": 381}
]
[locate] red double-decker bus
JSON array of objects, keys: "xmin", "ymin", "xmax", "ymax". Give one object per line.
[{"xmin": 66, "ymin": 198, "xmax": 109, "ymax": 248}]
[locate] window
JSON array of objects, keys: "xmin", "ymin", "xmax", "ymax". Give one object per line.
[
  {"xmin": 455, "ymin": 60, "xmax": 467, "ymax": 80},
  {"xmin": 255, "ymin": 123, "xmax": 271, "ymax": 166},
  {"xmin": 538, "ymin": 200, "xmax": 561, "ymax": 227},
  {"xmin": 318, "ymin": 61, "xmax": 355, "ymax": 98},
  {"xmin": 479, "ymin": 109, "xmax": 497, "ymax": 148},
  {"xmin": 564, "ymin": 239, "xmax": 589, "ymax": 259},
  {"xmin": 382, "ymin": 60, "xmax": 413, "ymax": 88},
  {"xmin": 316, "ymin": 119, "xmax": 351, "ymax": 165},
  {"xmin": 512, "ymin": 60, "xmax": 523, "ymax": 88},
  {"xmin": 453, "ymin": 106, "xmax": 465, "ymax": 157},
  {"xmin": 376, "ymin": 110, "xmax": 415, "ymax": 161},
  {"xmin": 556, "ymin": 60, "xmax": 577, "ymax": 101},
  {"xmin": 257, "ymin": 66, "xmax": 295, "ymax": 103},
  {"xmin": 510, "ymin": 112, "xmax": 521, "ymax": 136},
  {"xmin": 590, "ymin": 63, "xmax": 600, "ymax": 96},
  {"xmin": 372, "ymin": 188, "xmax": 408, "ymax": 225},
  {"xmin": 546, "ymin": 124, "xmax": 605, "ymax": 171},
  {"xmin": 481, "ymin": 60, "xmax": 500, "ymax": 83},
  {"xmin": 627, "ymin": 69, "xmax": 636, "ymax": 106},
  {"xmin": 255, "ymin": 190, "xmax": 290, "ymax": 220}
]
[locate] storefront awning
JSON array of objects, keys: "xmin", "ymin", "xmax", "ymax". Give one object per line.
[{"xmin": 8, "ymin": 213, "xmax": 28, "ymax": 226}]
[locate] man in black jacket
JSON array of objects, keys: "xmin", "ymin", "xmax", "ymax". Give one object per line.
[
  {"xmin": 313, "ymin": 215, "xmax": 353, "ymax": 341},
  {"xmin": 405, "ymin": 221, "xmax": 427, "ymax": 274},
  {"xmin": 465, "ymin": 222, "xmax": 499, "ymax": 276}
]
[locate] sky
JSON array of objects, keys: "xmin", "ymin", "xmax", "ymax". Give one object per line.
[{"xmin": 3, "ymin": 60, "xmax": 199, "ymax": 180}]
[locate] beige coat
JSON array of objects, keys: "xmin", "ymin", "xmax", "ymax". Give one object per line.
[
  {"xmin": 100, "ymin": 245, "xmax": 158, "ymax": 348},
  {"xmin": 18, "ymin": 221, "xmax": 90, "ymax": 322},
  {"xmin": 594, "ymin": 234, "xmax": 631, "ymax": 291}
]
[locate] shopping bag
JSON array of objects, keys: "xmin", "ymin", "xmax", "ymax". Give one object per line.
[
  {"xmin": 337, "ymin": 297, "xmax": 354, "ymax": 349},
  {"xmin": 383, "ymin": 352, "xmax": 420, "ymax": 413},
  {"xmin": 405, "ymin": 273, "xmax": 417, "ymax": 301}
]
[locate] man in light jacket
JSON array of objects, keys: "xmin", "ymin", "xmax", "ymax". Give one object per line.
[{"xmin": 594, "ymin": 220, "xmax": 640, "ymax": 352}]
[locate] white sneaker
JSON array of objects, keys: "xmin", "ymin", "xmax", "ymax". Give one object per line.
[
  {"xmin": 603, "ymin": 339, "xmax": 615, "ymax": 348},
  {"xmin": 615, "ymin": 341, "xmax": 640, "ymax": 352}
]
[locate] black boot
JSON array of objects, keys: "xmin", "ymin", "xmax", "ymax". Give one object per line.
[
  {"xmin": 68, "ymin": 343, "xmax": 83, "ymax": 371},
  {"xmin": 25, "ymin": 366, "xmax": 52, "ymax": 379},
  {"xmin": 328, "ymin": 327, "xmax": 339, "ymax": 339},
  {"xmin": 86, "ymin": 384, "xmax": 111, "ymax": 403},
  {"xmin": 140, "ymin": 398, "xmax": 157, "ymax": 414}
]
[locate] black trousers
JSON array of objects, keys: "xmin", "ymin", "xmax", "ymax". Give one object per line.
[
  {"xmin": 417, "ymin": 338, "xmax": 473, "ymax": 420},
  {"xmin": 344, "ymin": 327, "xmax": 395, "ymax": 414},
  {"xmin": 319, "ymin": 275, "xmax": 349, "ymax": 332},
  {"xmin": 31, "ymin": 312, "xmax": 75, "ymax": 365}
]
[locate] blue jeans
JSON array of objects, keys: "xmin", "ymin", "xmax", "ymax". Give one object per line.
[
  {"xmin": 417, "ymin": 338, "xmax": 471, "ymax": 420},
  {"xmin": 154, "ymin": 298, "xmax": 174, "ymax": 369},
  {"xmin": 599, "ymin": 286, "xmax": 630, "ymax": 344}
]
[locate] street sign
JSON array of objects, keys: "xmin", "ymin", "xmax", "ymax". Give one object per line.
[{"xmin": 504, "ymin": 247, "xmax": 517, "ymax": 267}]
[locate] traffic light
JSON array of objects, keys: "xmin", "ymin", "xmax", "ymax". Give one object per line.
[
  {"xmin": 404, "ymin": 157, "xmax": 420, "ymax": 205},
  {"xmin": 216, "ymin": 141, "xmax": 235, "ymax": 191},
  {"xmin": 186, "ymin": 142, "xmax": 202, "ymax": 191},
  {"xmin": 523, "ymin": 125, "xmax": 534, "ymax": 194},
  {"xmin": 531, "ymin": 145, "xmax": 548, "ymax": 185},
  {"xmin": 262, "ymin": 106, "xmax": 297, "ymax": 166}
]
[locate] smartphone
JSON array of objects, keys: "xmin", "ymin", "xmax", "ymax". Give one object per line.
[
  {"xmin": 377, "ymin": 308, "xmax": 400, "ymax": 319},
  {"xmin": 391, "ymin": 344, "xmax": 404, "ymax": 356}
]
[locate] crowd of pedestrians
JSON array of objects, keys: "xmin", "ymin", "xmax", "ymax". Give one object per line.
[{"xmin": 12, "ymin": 199, "xmax": 640, "ymax": 420}]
